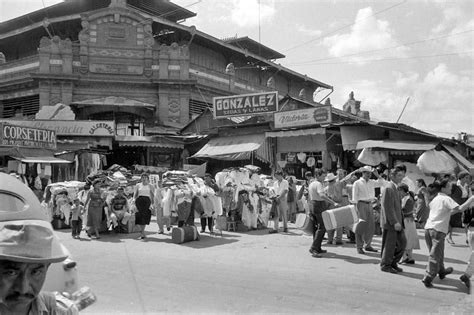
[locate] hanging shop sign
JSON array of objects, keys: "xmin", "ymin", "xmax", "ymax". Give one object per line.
[
  {"xmin": 213, "ymin": 91, "xmax": 278, "ymax": 118},
  {"xmin": 274, "ymin": 106, "xmax": 332, "ymax": 129},
  {"xmin": 0, "ymin": 122, "xmax": 57, "ymax": 149},
  {"xmin": 0, "ymin": 120, "xmax": 115, "ymax": 137}
]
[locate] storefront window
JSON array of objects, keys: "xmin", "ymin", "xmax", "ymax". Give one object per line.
[{"xmin": 89, "ymin": 112, "xmax": 145, "ymax": 136}]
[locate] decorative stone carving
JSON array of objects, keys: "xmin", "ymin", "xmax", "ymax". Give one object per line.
[
  {"xmin": 168, "ymin": 98, "xmax": 181, "ymax": 123},
  {"xmin": 266, "ymin": 76, "xmax": 275, "ymax": 88}
]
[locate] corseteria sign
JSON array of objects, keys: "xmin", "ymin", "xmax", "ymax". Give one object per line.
[
  {"xmin": 0, "ymin": 122, "xmax": 57, "ymax": 149},
  {"xmin": 0, "ymin": 120, "xmax": 115, "ymax": 137},
  {"xmin": 213, "ymin": 91, "xmax": 278, "ymax": 118},
  {"xmin": 274, "ymin": 106, "xmax": 332, "ymax": 129}
]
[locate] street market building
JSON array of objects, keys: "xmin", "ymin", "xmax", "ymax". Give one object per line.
[{"xmin": 0, "ymin": 0, "xmax": 332, "ymax": 172}]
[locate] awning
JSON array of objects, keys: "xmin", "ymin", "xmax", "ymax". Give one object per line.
[
  {"xmin": 356, "ymin": 140, "xmax": 437, "ymax": 151},
  {"xmin": 265, "ymin": 128, "xmax": 325, "ymax": 138},
  {"xmin": 12, "ymin": 156, "xmax": 73, "ymax": 164},
  {"xmin": 115, "ymin": 135, "xmax": 183, "ymax": 149},
  {"xmin": 192, "ymin": 134, "xmax": 265, "ymax": 160},
  {"xmin": 442, "ymin": 144, "xmax": 474, "ymax": 174}
]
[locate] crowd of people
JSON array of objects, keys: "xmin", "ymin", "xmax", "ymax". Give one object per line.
[
  {"xmin": 48, "ymin": 163, "xmax": 474, "ymax": 293},
  {"xmin": 1, "ymin": 162, "xmax": 473, "ymax": 314}
]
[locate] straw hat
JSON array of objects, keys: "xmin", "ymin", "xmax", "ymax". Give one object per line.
[{"xmin": 324, "ymin": 173, "xmax": 337, "ymax": 182}]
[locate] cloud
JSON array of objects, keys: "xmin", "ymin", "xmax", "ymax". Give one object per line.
[
  {"xmin": 338, "ymin": 64, "xmax": 473, "ymax": 136},
  {"xmin": 431, "ymin": 5, "xmax": 473, "ymax": 59},
  {"xmin": 322, "ymin": 7, "xmax": 409, "ymax": 64},
  {"xmin": 296, "ymin": 24, "xmax": 322, "ymax": 37},
  {"xmin": 230, "ymin": 0, "xmax": 276, "ymax": 27}
]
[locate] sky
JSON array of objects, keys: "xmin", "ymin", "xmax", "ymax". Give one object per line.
[{"xmin": 1, "ymin": 0, "xmax": 472, "ymax": 138}]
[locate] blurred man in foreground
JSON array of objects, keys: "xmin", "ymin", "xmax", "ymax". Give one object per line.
[{"xmin": 0, "ymin": 173, "xmax": 78, "ymax": 314}]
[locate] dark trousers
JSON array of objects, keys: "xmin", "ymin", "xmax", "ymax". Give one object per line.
[
  {"xmin": 310, "ymin": 200, "xmax": 327, "ymax": 252},
  {"xmin": 425, "ymin": 229, "xmax": 447, "ymax": 279},
  {"xmin": 380, "ymin": 227, "xmax": 407, "ymax": 268},
  {"xmin": 200, "ymin": 217, "xmax": 214, "ymax": 232},
  {"xmin": 71, "ymin": 219, "xmax": 82, "ymax": 237}
]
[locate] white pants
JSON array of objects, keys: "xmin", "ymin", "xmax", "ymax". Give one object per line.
[{"xmin": 111, "ymin": 211, "xmax": 131, "ymax": 227}]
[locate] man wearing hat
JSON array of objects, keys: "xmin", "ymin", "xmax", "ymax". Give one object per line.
[
  {"xmin": 352, "ymin": 165, "xmax": 383, "ymax": 254},
  {"xmin": 269, "ymin": 170, "xmax": 289, "ymax": 233},
  {"xmin": 0, "ymin": 173, "xmax": 78, "ymax": 314},
  {"xmin": 325, "ymin": 173, "xmax": 344, "ymax": 245}
]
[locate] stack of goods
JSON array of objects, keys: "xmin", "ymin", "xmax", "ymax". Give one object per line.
[
  {"xmin": 214, "ymin": 167, "xmax": 273, "ymax": 230},
  {"xmin": 159, "ymin": 171, "xmax": 223, "ymax": 227},
  {"xmin": 42, "ymin": 181, "xmax": 86, "ymax": 226}
]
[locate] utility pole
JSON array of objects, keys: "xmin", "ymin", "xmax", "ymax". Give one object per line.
[{"xmin": 396, "ymin": 97, "xmax": 410, "ymax": 123}]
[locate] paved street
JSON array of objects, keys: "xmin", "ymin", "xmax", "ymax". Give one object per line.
[{"xmin": 57, "ymin": 220, "xmax": 473, "ymax": 314}]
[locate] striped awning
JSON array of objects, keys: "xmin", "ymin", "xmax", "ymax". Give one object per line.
[
  {"xmin": 115, "ymin": 135, "xmax": 183, "ymax": 149},
  {"xmin": 192, "ymin": 133, "xmax": 271, "ymax": 163}
]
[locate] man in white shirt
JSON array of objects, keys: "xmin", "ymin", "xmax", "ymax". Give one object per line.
[
  {"xmin": 269, "ymin": 170, "xmax": 289, "ymax": 233},
  {"xmin": 352, "ymin": 166, "xmax": 383, "ymax": 254},
  {"xmin": 422, "ymin": 180, "xmax": 474, "ymax": 288}
]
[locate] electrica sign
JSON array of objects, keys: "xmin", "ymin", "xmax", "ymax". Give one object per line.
[
  {"xmin": 0, "ymin": 122, "xmax": 57, "ymax": 149},
  {"xmin": 213, "ymin": 91, "xmax": 278, "ymax": 118}
]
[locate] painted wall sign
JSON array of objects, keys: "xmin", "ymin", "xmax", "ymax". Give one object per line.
[
  {"xmin": 274, "ymin": 106, "xmax": 332, "ymax": 129},
  {"xmin": 0, "ymin": 122, "xmax": 57, "ymax": 149},
  {"xmin": 213, "ymin": 91, "xmax": 278, "ymax": 118},
  {"xmin": 0, "ymin": 120, "xmax": 116, "ymax": 137}
]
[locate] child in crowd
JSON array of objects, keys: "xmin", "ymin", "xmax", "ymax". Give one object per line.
[{"xmin": 71, "ymin": 198, "xmax": 84, "ymax": 239}]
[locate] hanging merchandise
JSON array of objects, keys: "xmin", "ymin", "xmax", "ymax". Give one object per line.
[
  {"xmin": 357, "ymin": 148, "xmax": 388, "ymax": 166},
  {"xmin": 306, "ymin": 157, "xmax": 315, "ymax": 167},
  {"xmin": 287, "ymin": 153, "xmax": 296, "ymax": 163},
  {"xmin": 297, "ymin": 152, "xmax": 307, "ymax": 163},
  {"xmin": 277, "ymin": 160, "xmax": 287, "ymax": 168},
  {"xmin": 417, "ymin": 150, "xmax": 457, "ymax": 174},
  {"xmin": 44, "ymin": 165, "xmax": 52, "ymax": 176}
]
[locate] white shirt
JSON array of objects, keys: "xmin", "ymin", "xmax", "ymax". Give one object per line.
[
  {"xmin": 401, "ymin": 176, "xmax": 416, "ymax": 192},
  {"xmin": 425, "ymin": 193, "xmax": 459, "ymax": 234},
  {"xmin": 352, "ymin": 177, "xmax": 383, "ymax": 202},
  {"xmin": 273, "ymin": 179, "xmax": 289, "ymax": 199},
  {"xmin": 308, "ymin": 180, "xmax": 325, "ymax": 201}
]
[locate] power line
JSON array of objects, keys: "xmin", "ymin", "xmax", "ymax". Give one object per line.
[
  {"xmin": 283, "ymin": 0, "xmax": 407, "ymax": 53},
  {"xmin": 289, "ymin": 29, "xmax": 474, "ymax": 66},
  {"xmin": 288, "ymin": 51, "xmax": 474, "ymax": 66}
]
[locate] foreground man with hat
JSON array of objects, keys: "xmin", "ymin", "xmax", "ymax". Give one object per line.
[{"xmin": 0, "ymin": 173, "xmax": 78, "ymax": 314}]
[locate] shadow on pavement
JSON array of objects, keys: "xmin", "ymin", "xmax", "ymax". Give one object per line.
[
  {"xmin": 322, "ymin": 252, "xmax": 380, "ymax": 264},
  {"xmin": 412, "ymin": 253, "xmax": 466, "ymax": 265},
  {"xmin": 179, "ymin": 234, "xmax": 239, "ymax": 248}
]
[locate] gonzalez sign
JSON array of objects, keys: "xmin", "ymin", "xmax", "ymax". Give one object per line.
[
  {"xmin": 0, "ymin": 120, "xmax": 115, "ymax": 137},
  {"xmin": 213, "ymin": 91, "xmax": 278, "ymax": 118},
  {"xmin": 0, "ymin": 122, "xmax": 57, "ymax": 149},
  {"xmin": 274, "ymin": 106, "xmax": 332, "ymax": 129}
]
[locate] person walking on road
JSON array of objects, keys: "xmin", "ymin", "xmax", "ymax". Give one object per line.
[
  {"xmin": 84, "ymin": 179, "xmax": 105, "ymax": 239},
  {"xmin": 269, "ymin": 170, "xmax": 289, "ymax": 233},
  {"xmin": 380, "ymin": 168, "xmax": 407, "ymax": 273},
  {"xmin": 133, "ymin": 173, "xmax": 155, "ymax": 240},
  {"xmin": 352, "ymin": 166, "xmax": 384, "ymax": 254},
  {"xmin": 399, "ymin": 184, "xmax": 420, "ymax": 264},
  {"xmin": 308, "ymin": 169, "xmax": 338, "ymax": 257},
  {"xmin": 421, "ymin": 180, "xmax": 474, "ymax": 288}
]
